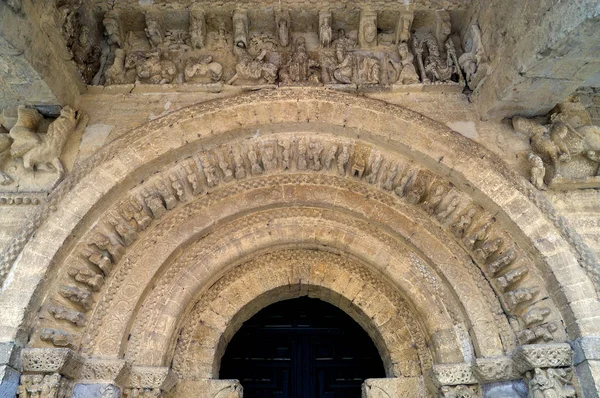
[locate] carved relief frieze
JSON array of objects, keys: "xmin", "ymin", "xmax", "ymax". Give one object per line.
[
  {"xmin": 0, "ymin": 105, "xmax": 88, "ymax": 194},
  {"xmin": 513, "ymin": 97, "xmax": 600, "ymax": 190},
  {"xmin": 92, "ymin": 5, "xmax": 480, "ymax": 91},
  {"xmin": 31, "ymin": 133, "xmax": 560, "ymax": 357}
]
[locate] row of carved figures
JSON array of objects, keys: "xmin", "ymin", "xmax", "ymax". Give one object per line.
[
  {"xmin": 40, "ymin": 136, "xmax": 555, "ymax": 350},
  {"xmin": 97, "ymin": 7, "xmax": 485, "ymax": 87}
]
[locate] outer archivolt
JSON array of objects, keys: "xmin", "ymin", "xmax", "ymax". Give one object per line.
[{"xmin": 32, "ymin": 131, "xmax": 559, "ymax": 368}]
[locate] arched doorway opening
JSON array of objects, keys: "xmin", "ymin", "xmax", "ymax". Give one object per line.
[{"xmin": 220, "ymin": 297, "xmax": 386, "ymax": 397}]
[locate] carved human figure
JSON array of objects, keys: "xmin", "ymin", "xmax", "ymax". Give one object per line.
[
  {"xmin": 505, "ymin": 287, "xmax": 539, "ymax": 310},
  {"xmin": 68, "ymin": 266, "xmax": 104, "ymax": 291},
  {"xmin": 359, "ymin": 10, "xmax": 378, "ymax": 49},
  {"xmin": 459, "ymin": 24, "xmax": 487, "ymax": 89},
  {"xmin": 423, "ymin": 37, "xmax": 456, "ymax": 83},
  {"xmin": 48, "ymin": 304, "xmax": 86, "ymax": 327},
  {"xmin": 405, "ymin": 178, "xmax": 428, "ymax": 204},
  {"xmin": 142, "ymin": 189, "xmax": 167, "ymax": 219},
  {"xmin": 389, "ymin": 42, "xmax": 420, "ymax": 84},
  {"xmin": 323, "ymin": 144, "xmax": 338, "ymax": 170},
  {"xmin": 297, "ymin": 138, "xmax": 308, "ymax": 170},
  {"xmin": 119, "ymin": 197, "xmax": 152, "ymax": 231},
  {"xmin": 395, "ymin": 12, "xmax": 414, "ymax": 44},
  {"xmin": 229, "ymin": 46, "xmax": 278, "ymax": 85},
  {"xmin": 474, "ymin": 237, "xmax": 503, "ymax": 261},
  {"xmin": 435, "ymin": 197, "xmax": 460, "ymax": 221},
  {"xmin": 451, "ymin": 208, "xmax": 477, "ymax": 238},
  {"xmin": 513, "ymin": 109, "xmax": 600, "ymax": 182},
  {"xmin": 89, "ymin": 232, "xmax": 124, "ymax": 264},
  {"xmin": 422, "ymin": 186, "xmax": 445, "ymax": 214},
  {"xmin": 145, "ymin": 11, "xmax": 164, "ymax": 48},
  {"xmin": 496, "ymin": 267, "xmax": 528, "ymax": 290},
  {"xmin": 528, "ymin": 153, "xmax": 546, "ymax": 190},
  {"xmin": 247, "ymin": 145, "xmax": 263, "ymax": 175},
  {"xmin": 108, "ymin": 215, "xmax": 137, "ymax": 247},
  {"xmin": 105, "ymin": 49, "xmax": 134, "ymax": 85},
  {"xmin": 170, "ymin": 173, "xmax": 186, "ymax": 201},
  {"xmin": 125, "ymin": 50, "xmax": 177, "ymax": 85},
  {"xmin": 189, "ymin": 8, "xmax": 206, "ymax": 50},
  {"xmin": 199, "ymin": 153, "xmax": 219, "ymax": 187},
  {"xmin": 382, "ymin": 163, "xmax": 399, "ymax": 191},
  {"xmin": 232, "ymin": 146, "xmax": 247, "ymax": 179},
  {"xmin": 337, "ymin": 144, "xmax": 350, "ymax": 175},
  {"xmin": 184, "ymin": 56, "xmax": 224, "ymax": 83},
  {"xmin": 487, "ymin": 248, "xmax": 517, "ymax": 275},
  {"xmin": 358, "ymin": 56, "xmax": 381, "ymax": 85},
  {"xmin": 184, "ymin": 163, "xmax": 203, "ymax": 195},
  {"xmin": 277, "ymin": 18, "xmax": 290, "ymax": 47},
  {"xmin": 523, "ymin": 307, "xmax": 551, "ymax": 326},
  {"xmin": 233, "ymin": 10, "xmax": 248, "ymax": 49},
  {"xmin": 464, "ymin": 220, "xmax": 492, "ymax": 249},
  {"xmin": 261, "ymin": 144, "xmax": 277, "ymax": 172},
  {"xmin": 103, "ymin": 10, "xmax": 123, "ymax": 48},
  {"xmin": 280, "ymin": 38, "xmax": 319, "ymax": 84},
  {"xmin": 527, "ymin": 367, "xmax": 576, "ymax": 398},
  {"xmin": 216, "ymin": 149, "xmax": 234, "ymax": 181},
  {"xmin": 278, "ymin": 139, "xmax": 291, "ymax": 170},
  {"xmin": 308, "ymin": 140, "xmax": 323, "ymax": 171},
  {"xmin": 59, "ymin": 285, "xmax": 93, "ymax": 310},
  {"xmin": 155, "ymin": 180, "xmax": 177, "ymax": 210},
  {"xmin": 319, "ymin": 11, "xmax": 333, "ymax": 48},
  {"xmin": 366, "ymin": 151, "xmax": 383, "ymax": 184},
  {"xmin": 333, "ymin": 40, "xmax": 355, "ymax": 84}
]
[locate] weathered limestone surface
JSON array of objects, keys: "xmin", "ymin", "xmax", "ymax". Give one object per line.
[
  {"xmin": 462, "ymin": 0, "xmax": 600, "ymax": 118},
  {"xmin": 0, "ymin": 0, "xmax": 85, "ymax": 109}
]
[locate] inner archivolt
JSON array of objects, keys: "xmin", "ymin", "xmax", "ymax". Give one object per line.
[{"xmin": 220, "ymin": 296, "xmax": 386, "ymax": 397}]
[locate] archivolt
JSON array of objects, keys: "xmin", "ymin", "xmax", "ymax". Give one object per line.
[{"xmin": 2, "ymin": 89, "xmax": 597, "ymax": 370}]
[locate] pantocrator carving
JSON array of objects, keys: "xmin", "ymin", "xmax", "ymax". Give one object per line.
[{"xmin": 513, "ymin": 97, "xmax": 600, "ymax": 189}]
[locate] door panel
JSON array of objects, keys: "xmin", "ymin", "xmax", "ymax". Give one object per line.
[{"xmin": 220, "ymin": 297, "xmax": 386, "ymax": 398}]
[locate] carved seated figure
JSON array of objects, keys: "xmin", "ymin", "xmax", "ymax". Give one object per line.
[
  {"xmin": 279, "ymin": 37, "xmax": 320, "ymax": 85},
  {"xmin": 228, "ymin": 46, "xmax": 278, "ymax": 85},
  {"xmin": 184, "ymin": 56, "xmax": 223, "ymax": 83},
  {"xmin": 124, "ymin": 50, "xmax": 177, "ymax": 85},
  {"xmin": 389, "ymin": 42, "xmax": 420, "ymax": 85},
  {"xmin": 333, "ymin": 40, "xmax": 355, "ymax": 84}
]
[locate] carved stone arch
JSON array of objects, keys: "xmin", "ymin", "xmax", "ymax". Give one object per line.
[{"xmin": 1, "ymin": 89, "xmax": 597, "ymax": 396}]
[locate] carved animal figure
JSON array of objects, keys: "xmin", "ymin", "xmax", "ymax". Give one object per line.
[
  {"xmin": 184, "ymin": 56, "xmax": 223, "ymax": 82},
  {"xmin": 11, "ymin": 106, "xmax": 88, "ymax": 185},
  {"xmin": 513, "ymin": 115, "xmax": 600, "ymax": 177}
]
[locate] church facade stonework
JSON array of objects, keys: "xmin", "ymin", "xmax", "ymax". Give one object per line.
[{"xmin": 1, "ymin": 1, "xmax": 600, "ymax": 398}]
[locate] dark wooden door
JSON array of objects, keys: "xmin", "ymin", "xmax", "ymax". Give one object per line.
[{"xmin": 220, "ymin": 297, "xmax": 386, "ymax": 398}]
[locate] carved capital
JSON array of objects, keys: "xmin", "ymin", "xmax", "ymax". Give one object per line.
[
  {"xmin": 21, "ymin": 348, "xmax": 84, "ymax": 379},
  {"xmin": 429, "ymin": 363, "xmax": 477, "ymax": 387},
  {"xmin": 472, "ymin": 356, "xmax": 519, "ymax": 383},
  {"xmin": 512, "ymin": 343, "xmax": 573, "ymax": 373},
  {"xmin": 79, "ymin": 358, "xmax": 130, "ymax": 385},
  {"xmin": 125, "ymin": 366, "xmax": 177, "ymax": 392}
]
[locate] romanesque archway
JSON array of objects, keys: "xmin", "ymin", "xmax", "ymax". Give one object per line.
[{"xmin": 2, "ymin": 89, "xmax": 596, "ymax": 397}]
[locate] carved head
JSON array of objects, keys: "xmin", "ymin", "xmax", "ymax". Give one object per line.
[
  {"xmin": 397, "ymin": 42, "xmax": 409, "ymax": 58},
  {"xmin": 364, "ymin": 22, "xmax": 377, "ymax": 43}
]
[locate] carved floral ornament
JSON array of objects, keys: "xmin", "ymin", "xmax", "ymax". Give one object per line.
[{"xmin": 1, "ymin": 90, "xmax": 593, "ymax": 396}]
